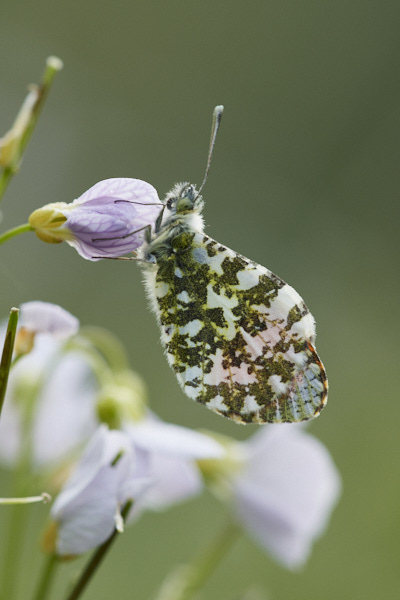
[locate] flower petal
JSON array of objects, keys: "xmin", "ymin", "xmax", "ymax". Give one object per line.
[
  {"xmin": 231, "ymin": 426, "xmax": 341, "ymax": 569},
  {"xmin": 19, "ymin": 301, "xmax": 79, "ymax": 339},
  {"xmin": 30, "ymin": 178, "xmax": 163, "ymax": 260},
  {"xmin": 125, "ymin": 416, "xmax": 225, "ymax": 459},
  {"xmin": 51, "ymin": 426, "xmax": 148, "ymax": 555}
]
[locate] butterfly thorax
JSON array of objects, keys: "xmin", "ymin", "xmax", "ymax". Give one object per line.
[{"xmin": 140, "ymin": 182, "xmax": 205, "ymax": 263}]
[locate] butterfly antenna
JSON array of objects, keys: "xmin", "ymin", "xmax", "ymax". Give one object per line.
[{"xmin": 197, "ymin": 105, "xmax": 224, "ymax": 196}]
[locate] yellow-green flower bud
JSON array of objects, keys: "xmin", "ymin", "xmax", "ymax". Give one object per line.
[
  {"xmin": 96, "ymin": 370, "xmax": 147, "ymax": 429},
  {"xmin": 28, "ymin": 203, "xmax": 70, "ymax": 243}
]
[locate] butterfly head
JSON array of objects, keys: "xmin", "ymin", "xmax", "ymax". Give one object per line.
[
  {"xmin": 154, "ymin": 182, "xmax": 205, "ymax": 235},
  {"xmin": 164, "ymin": 182, "xmax": 204, "ymax": 216}
]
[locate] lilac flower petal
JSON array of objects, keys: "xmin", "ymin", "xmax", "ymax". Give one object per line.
[
  {"xmin": 30, "ymin": 178, "xmax": 163, "ymax": 260},
  {"xmin": 231, "ymin": 426, "xmax": 341, "ymax": 569},
  {"xmin": 52, "ymin": 426, "xmax": 149, "ymax": 556},
  {"xmin": 52, "ymin": 427, "xmax": 129, "ymax": 508},
  {"xmin": 123, "ymin": 416, "xmax": 219, "ymax": 515},
  {"xmin": 0, "ymin": 327, "xmax": 98, "ymax": 470},
  {"xmin": 64, "ymin": 178, "xmax": 162, "ymax": 260},
  {"xmin": 54, "ymin": 465, "xmax": 119, "ymax": 555},
  {"xmin": 234, "ymin": 485, "xmax": 312, "ymax": 567},
  {"xmin": 19, "ymin": 301, "xmax": 79, "ymax": 339},
  {"xmin": 32, "ymin": 355, "xmax": 98, "ymax": 467},
  {"xmin": 76, "ymin": 178, "xmax": 160, "ymax": 208},
  {"xmin": 0, "ymin": 381, "xmax": 21, "ymax": 466},
  {"xmin": 131, "ymin": 453, "xmax": 203, "ymax": 516},
  {"xmin": 125, "ymin": 416, "xmax": 225, "ymax": 459}
]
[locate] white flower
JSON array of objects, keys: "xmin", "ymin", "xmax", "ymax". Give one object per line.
[
  {"xmin": 209, "ymin": 425, "xmax": 341, "ymax": 569},
  {"xmin": 0, "ymin": 304, "xmax": 97, "ymax": 469},
  {"xmin": 13, "ymin": 301, "xmax": 79, "ymax": 357},
  {"xmin": 125, "ymin": 416, "xmax": 225, "ymax": 514},
  {"xmin": 50, "ymin": 421, "xmax": 225, "ymax": 556},
  {"xmin": 18, "ymin": 301, "xmax": 79, "ymax": 340},
  {"xmin": 51, "ymin": 426, "xmax": 149, "ymax": 556}
]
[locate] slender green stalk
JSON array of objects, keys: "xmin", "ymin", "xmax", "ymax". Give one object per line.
[
  {"xmin": 0, "ymin": 307, "xmax": 19, "ymax": 418},
  {"xmin": 0, "ymin": 56, "xmax": 63, "ymax": 202},
  {"xmin": 32, "ymin": 554, "xmax": 58, "ymax": 600},
  {"xmin": 0, "ymin": 167, "xmax": 13, "ymax": 200},
  {"xmin": 1, "ymin": 492, "xmax": 32, "ymax": 600},
  {"xmin": 0, "ymin": 492, "xmax": 51, "ymax": 505},
  {"xmin": 63, "ymin": 501, "xmax": 133, "ymax": 600},
  {"xmin": 0, "ymin": 223, "xmax": 33, "ymax": 247},
  {"xmin": 153, "ymin": 520, "xmax": 240, "ymax": 600}
]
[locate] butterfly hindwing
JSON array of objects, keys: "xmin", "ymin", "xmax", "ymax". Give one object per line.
[{"xmin": 146, "ymin": 231, "xmax": 327, "ymax": 424}]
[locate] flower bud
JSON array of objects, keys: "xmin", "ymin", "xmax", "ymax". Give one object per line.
[
  {"xmin": 0, "ymin": 86, "xmax": 39, "ymax": 169},
  {"xmin": 29, "ymin": 178, "xmax": 162, "ymax": 260},
  {"xmin": 96, "ymin": 371, "xmax": 147, "ymax": 429},
  {"xmin": 28, "ymin": 204, "xmax": 69, "ymax": 244}
]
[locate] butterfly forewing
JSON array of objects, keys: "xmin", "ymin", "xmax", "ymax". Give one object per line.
[{"xmin": 146, "ymin": 231, "xmax": 327, "ymax": 424}]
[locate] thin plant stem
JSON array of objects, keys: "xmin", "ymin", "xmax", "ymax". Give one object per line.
[
  {"xmin": 0, "ymin": 492, "xmax": 51, "ymax": 505},
  {"xmin": 0, "ymin": 223, "xmax": 33, "ymax": 247},
  {"xmin": 31, "ymin": 554, "xmax": 59, "ymax": 600},
  {"xmin": 63, "ymin": 501, "xmax": 133, "ymax": 600},
  {"xmin": 0, "ymin": 307, "xmax": 19, "ymax": 418},
  {"xmin": 1, "ymin": 491, "xmax": 32, "ymax": 600},
  {"xmin": 0, "ymin": 168, "xmax": 13, "ymax": 200},
  {"xmin": 153, "ymin": 519, "xmax": 240, "ymax": 600},
  {"xmin": 0, "ymin": 56, "xmax": 63, "ymax": 202}
]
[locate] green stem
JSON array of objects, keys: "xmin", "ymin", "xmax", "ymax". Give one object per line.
[
  {"xmin": 0, "ymin": 167, "xmax": 14, "ymax": 200},
  {"xmin": 153, "ymin": 520, "xmax": 240, "ymax": 600},
  {"xmin": 1, "ymin": 491, "xmax": 32, "ymax": 600},
  {"xmin": 0, "ymin": 223, "xmax": 33, "ymax": 247},
  {"xmin": 32, "ymin": 554, "xmax": 58, "ymax": 600},
  {"xmin": 0, "ymin": 492, "xmax": 50, "ymax": 505},
  {"xmin": 0, "ymin": 307, "xmax": 19, "ymax": 418},
  {"xmin": 63, "ymin": 501, "xmax": 133, "ymax": 600},
  {"xmin": 0, "ymin": 56, "xmax": 63, "ymax": 202}
]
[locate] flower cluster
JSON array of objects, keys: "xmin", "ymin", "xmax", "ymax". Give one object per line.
[{"xmin": 0, "ymin": 302, "xmax": 340, "ymax": 569}]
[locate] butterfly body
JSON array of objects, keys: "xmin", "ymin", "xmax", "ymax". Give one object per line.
[{"xmin": 139, "ymin": 182, "xmax": 328, "ymax": 424}]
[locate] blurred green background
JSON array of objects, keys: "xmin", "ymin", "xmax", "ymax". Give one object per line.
[{"xmin": 1, "ymin": 1, "xmax": 399, "ymax": 598}]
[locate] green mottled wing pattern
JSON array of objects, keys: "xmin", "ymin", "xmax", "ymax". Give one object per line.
[{"xmin": 145, "ymin": 231, "xmax": 327, "ymax": 424}]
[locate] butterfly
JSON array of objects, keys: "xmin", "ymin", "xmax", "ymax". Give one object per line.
[{"xmin": 137, "ymin": 106, "xmax": 327, "ymax": 424}]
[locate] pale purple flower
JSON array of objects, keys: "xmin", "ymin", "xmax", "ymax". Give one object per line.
[
  {"xmin": 51, "ymin": 426, "xmax": 150, "ymax": 556},
  {"xmin": 19, "ymin": 301, "xmax": 79, "ymax": 340},
  {"xmin": 0, "ymin": 304, "xmax": 97, "ymax": 469},
  {"xmin": 50, "ymin": 421, "xmax": 224, "ymax": 556},
  {"xmin": 210, "ymin": 425, "xmax": 341, "ymax": 569},
  {"xmin": 29, "ymin": 178, "xmax": 163, "ymax": 260},
  {"xmin": 125, "ymin": 416, "xmax": 225, "ymax": 514}
]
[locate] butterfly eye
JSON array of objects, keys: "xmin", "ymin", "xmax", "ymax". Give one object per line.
[{"xmin": 166, "ymin": 198, "xmax": 174, "ymax": 209}]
